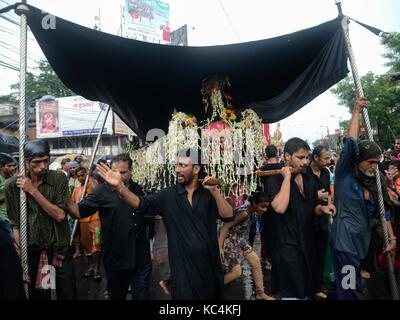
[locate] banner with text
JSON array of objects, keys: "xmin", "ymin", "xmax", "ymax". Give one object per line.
[{"xmin": 36, "ymin": 96, "xmax": 113, "ymax": 139}]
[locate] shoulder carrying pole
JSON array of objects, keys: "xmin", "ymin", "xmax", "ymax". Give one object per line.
[{"xmin": 337, "ymin": 1, "xmax": 399, "ymax": 300}]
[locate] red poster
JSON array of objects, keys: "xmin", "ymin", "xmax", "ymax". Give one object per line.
[{"xmin": 263, "ymin": 124, "xmax": 271, "ymax": 145}]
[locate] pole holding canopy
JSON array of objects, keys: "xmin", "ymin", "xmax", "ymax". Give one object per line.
[
  {"xmin": 336, "ymin": 0, "xmax": 399, "ymax": 300},
  {"xmin": 15, "ymin": 0, "xmax": 30, "ymax": 299}
]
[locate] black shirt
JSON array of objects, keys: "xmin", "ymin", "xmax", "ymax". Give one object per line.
[
  {"xmin": 139, "ymin": 183, "xmax": 232, "ymax": 300},
  {"xmin": 79, "ymin": 181, "xmax": 150, "ymax": 272},
  {"xmin": 260, "ymin": 162, "xmax": 283, "ymax": 193},
  {"xmin": 306, "ymin": 165, "xmax": 331, "ymax": 231},
  {"xmin": 259, "ymin": 162, "xmax": 284, "ymax": 258},
  {"xmin": 266, "ymin": 172, "xmax": 318, "ymax": 298}
]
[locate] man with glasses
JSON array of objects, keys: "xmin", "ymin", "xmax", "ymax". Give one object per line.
[{"xmin": 5, "ymin": 139, "xmax": 76, "ymax": 300}]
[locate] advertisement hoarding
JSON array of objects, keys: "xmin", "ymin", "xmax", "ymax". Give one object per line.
[
  {"xmin": 124, "ymin": 0, "xmax": 170, "ymax": 44},
  {"xmin": 114, "ymin": 112, "xmax": 135, "ymax": 136},
  {"xmin": 36, "ymin": 96, "xmax": 113, "ymax": 139}
]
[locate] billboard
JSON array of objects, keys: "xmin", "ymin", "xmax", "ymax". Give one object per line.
[
  {"xmin": 114, "ymin": 112, "xmax": 135, "ymax": 136},
  {"xmin": 124, "ymin": 0, "xmax": 170, "ymax": 44},
  {"xmin": 171, "ymin": 24, "xmax": 188, "ymax": 46},
  {"xmin": 36, "ymin": 96, "xmax": 113, "ymax": 139}
]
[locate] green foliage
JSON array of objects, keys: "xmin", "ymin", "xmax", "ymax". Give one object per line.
[
  {"xmin": 331, "ymin": 32, "xmax": 400, "ymax": 148},
  {"xmin": 382, "ymin": 32, "xmax": 400, "ymax": 72},
  {"xmin": 0, "ymin": 60, "xmax": 75, "ymax": 104}
]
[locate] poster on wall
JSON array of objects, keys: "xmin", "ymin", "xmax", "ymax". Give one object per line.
[
  {"xmin": 36, "ymin": 96, "xmax": 113, "ymax": 139},
  {"xmin": 38, "ymin": 99, "xmax": 60, "ymax": 135}
]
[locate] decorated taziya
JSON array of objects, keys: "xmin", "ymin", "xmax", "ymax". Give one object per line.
[{"xmin": 129, "ymin": 77, "xmax": 267, "ymax": 196}]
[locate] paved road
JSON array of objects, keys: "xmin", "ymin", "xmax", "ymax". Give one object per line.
[{"xmin": 74, "ymin": 219, "xmax": 395, "ymax": 300}]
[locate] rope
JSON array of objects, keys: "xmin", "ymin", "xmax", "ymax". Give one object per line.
[
  {"xmin": 341, "ymin": 15, "xmax": 399, "ymax": 300},
  {"xmin": 217, "ymin": 0, "xmax": 241, "ymax": 42},
  {"xmin": 16, "ymin": 1, "xmax": 29, "ymax": 299}
]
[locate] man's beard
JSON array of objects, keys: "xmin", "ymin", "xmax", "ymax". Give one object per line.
[
  {"xmin": 177, "ymin": 174, "xmax": 194, "ymax": 185},
  {"xmin": 360, "ymin": 168, "xmax": 376, "ymax": 178}
]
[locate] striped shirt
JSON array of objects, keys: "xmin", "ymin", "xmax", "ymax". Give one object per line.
[{"xmin": 5, "ymin": 170, "xmax": 70, "ymax": 254}]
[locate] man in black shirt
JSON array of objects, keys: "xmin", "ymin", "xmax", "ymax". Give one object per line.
[
  {"xmin": 68, "ymin": 154, "xmax": 151, "ymax": 300},
  {"xmin": 307, "ymin": 145, "xmax": 332, "ymax": 299},
  {"xmin": 96, "ymin": 149, "xmax": 234, "ymax": 300},
  {"xmin": 260, "ymin": 145, "xmax": 283, "ymax": 266},
  {"xmin": 265, "ymin": 138, "xmax": 335, "ymax": 299}
]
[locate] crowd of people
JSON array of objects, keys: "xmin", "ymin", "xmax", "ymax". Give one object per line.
[{"xmin": 1, "ymin": 96, "xmax": 399, "ymax": 300}]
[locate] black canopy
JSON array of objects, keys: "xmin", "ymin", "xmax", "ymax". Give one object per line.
[{"xmin": 26, "ymin": 5, "xmax": 348, "ymax": 137}]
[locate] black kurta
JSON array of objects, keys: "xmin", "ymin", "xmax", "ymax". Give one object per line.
[
  {"xmin": 139, "ymin": 184, "xmax": 229, "ymax": 300},
  {"xmin": 306, "ymin": 166, "xmax": 331, "ymax": 293},
  {"xmin": 260, "ymin": 162, "xmax": 283, "ymax": 260},
  {"xmin": 79, "ymin": 181, "xmax": 150, "ymax": 272},
  {"xmin": 265, "ymin": 172, "xmax": 318, "ymax": 299}
]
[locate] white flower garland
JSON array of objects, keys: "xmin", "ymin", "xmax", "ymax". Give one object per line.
[{"xmin": 130, "ymin": 107, "xmax": 266, "ymax": 197}]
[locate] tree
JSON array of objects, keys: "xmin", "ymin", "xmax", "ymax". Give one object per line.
[
  {"xmin": 312, "ymin": 138, "xmax": 323, "ymax": 149},
  {"xmin": 0, "ymin": 60, "xmax": 75, "ymax": 105},
  {"xmin": 382, "ymin": 32, "xmax": 400, "ymax": 72},
  {"xmin": 331, "ymin": 32, "xmax": 400, "ymax": 148}
]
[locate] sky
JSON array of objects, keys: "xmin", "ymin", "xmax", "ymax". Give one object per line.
[{"xmin": 1, "ymin": 0, "xmax": 399, "ymax": 143}]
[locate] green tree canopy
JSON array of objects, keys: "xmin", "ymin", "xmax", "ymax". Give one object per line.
[
  {"xmin": 0, "ymin": 60, "xmax": 75, "ymax": 104},
  {"xmin": 331, "ymin": 32, "xmax": 400, "ymax": 148},
  {"xmin": 382, "ymin": 32, "xmax": 400, "ymax": 72}
]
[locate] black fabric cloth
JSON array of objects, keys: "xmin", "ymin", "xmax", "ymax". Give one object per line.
[
  {"xmin": 305, "ymin": 166, "xmax": 331, "ymax": 293},
  {"xmin": 265, "ymin": 172, "xmax": 318, "ymax": 298},
  {"xmin": 357, "ymin": 140, "xmax": 382, "ymax": 163},
  {"xmin": 138, "ymin": 183, "xmax": 231, "ymax": 300},
  {"xmin": 106, "ymin": 263, "xmax": 151, "ymax": 300},
  {"xmin": 260, "ymin": 162, "xmax": 283, "ymax": 260},
  {"xmin": 352, "ymin": 19, "xmax": 385, "ymax": 37},
  {"xmin": 0, "ymin": 223, "xmax": 26, "ymax": 300},
  {"xmin": 26, "ymin": 5, "xmax": 348, "ymax": 137},
  {"xmin": 79, "ymin": 181, "xmax": 151, "ymax": 272},
  {"xmin": 350, "ymin": 165, "xmax": 392, "ymax": 211},
  {"xmin": 306, "ymin": 166, "xmax": 331, "ymax": 231}
]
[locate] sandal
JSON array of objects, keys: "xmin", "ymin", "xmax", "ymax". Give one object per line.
[
  {"xmin": 315, "ymin": 292, "xmax": 327, "ymax": 299},
  {"xmin": 93, "ymin": 272, "xmax": 102, "ymax": 281}
]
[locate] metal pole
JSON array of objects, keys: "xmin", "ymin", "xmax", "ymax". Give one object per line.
[
  {"xmin": 15, "ymin": 0, "xmax": 30, "ymax": 299},
  {"xmin": 338, "ymin": 3, "xmax": 399, "ymax": 300},
  {"xmin": 70, "ymin": 105, "xmax": 111, "ymax": 244}
]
